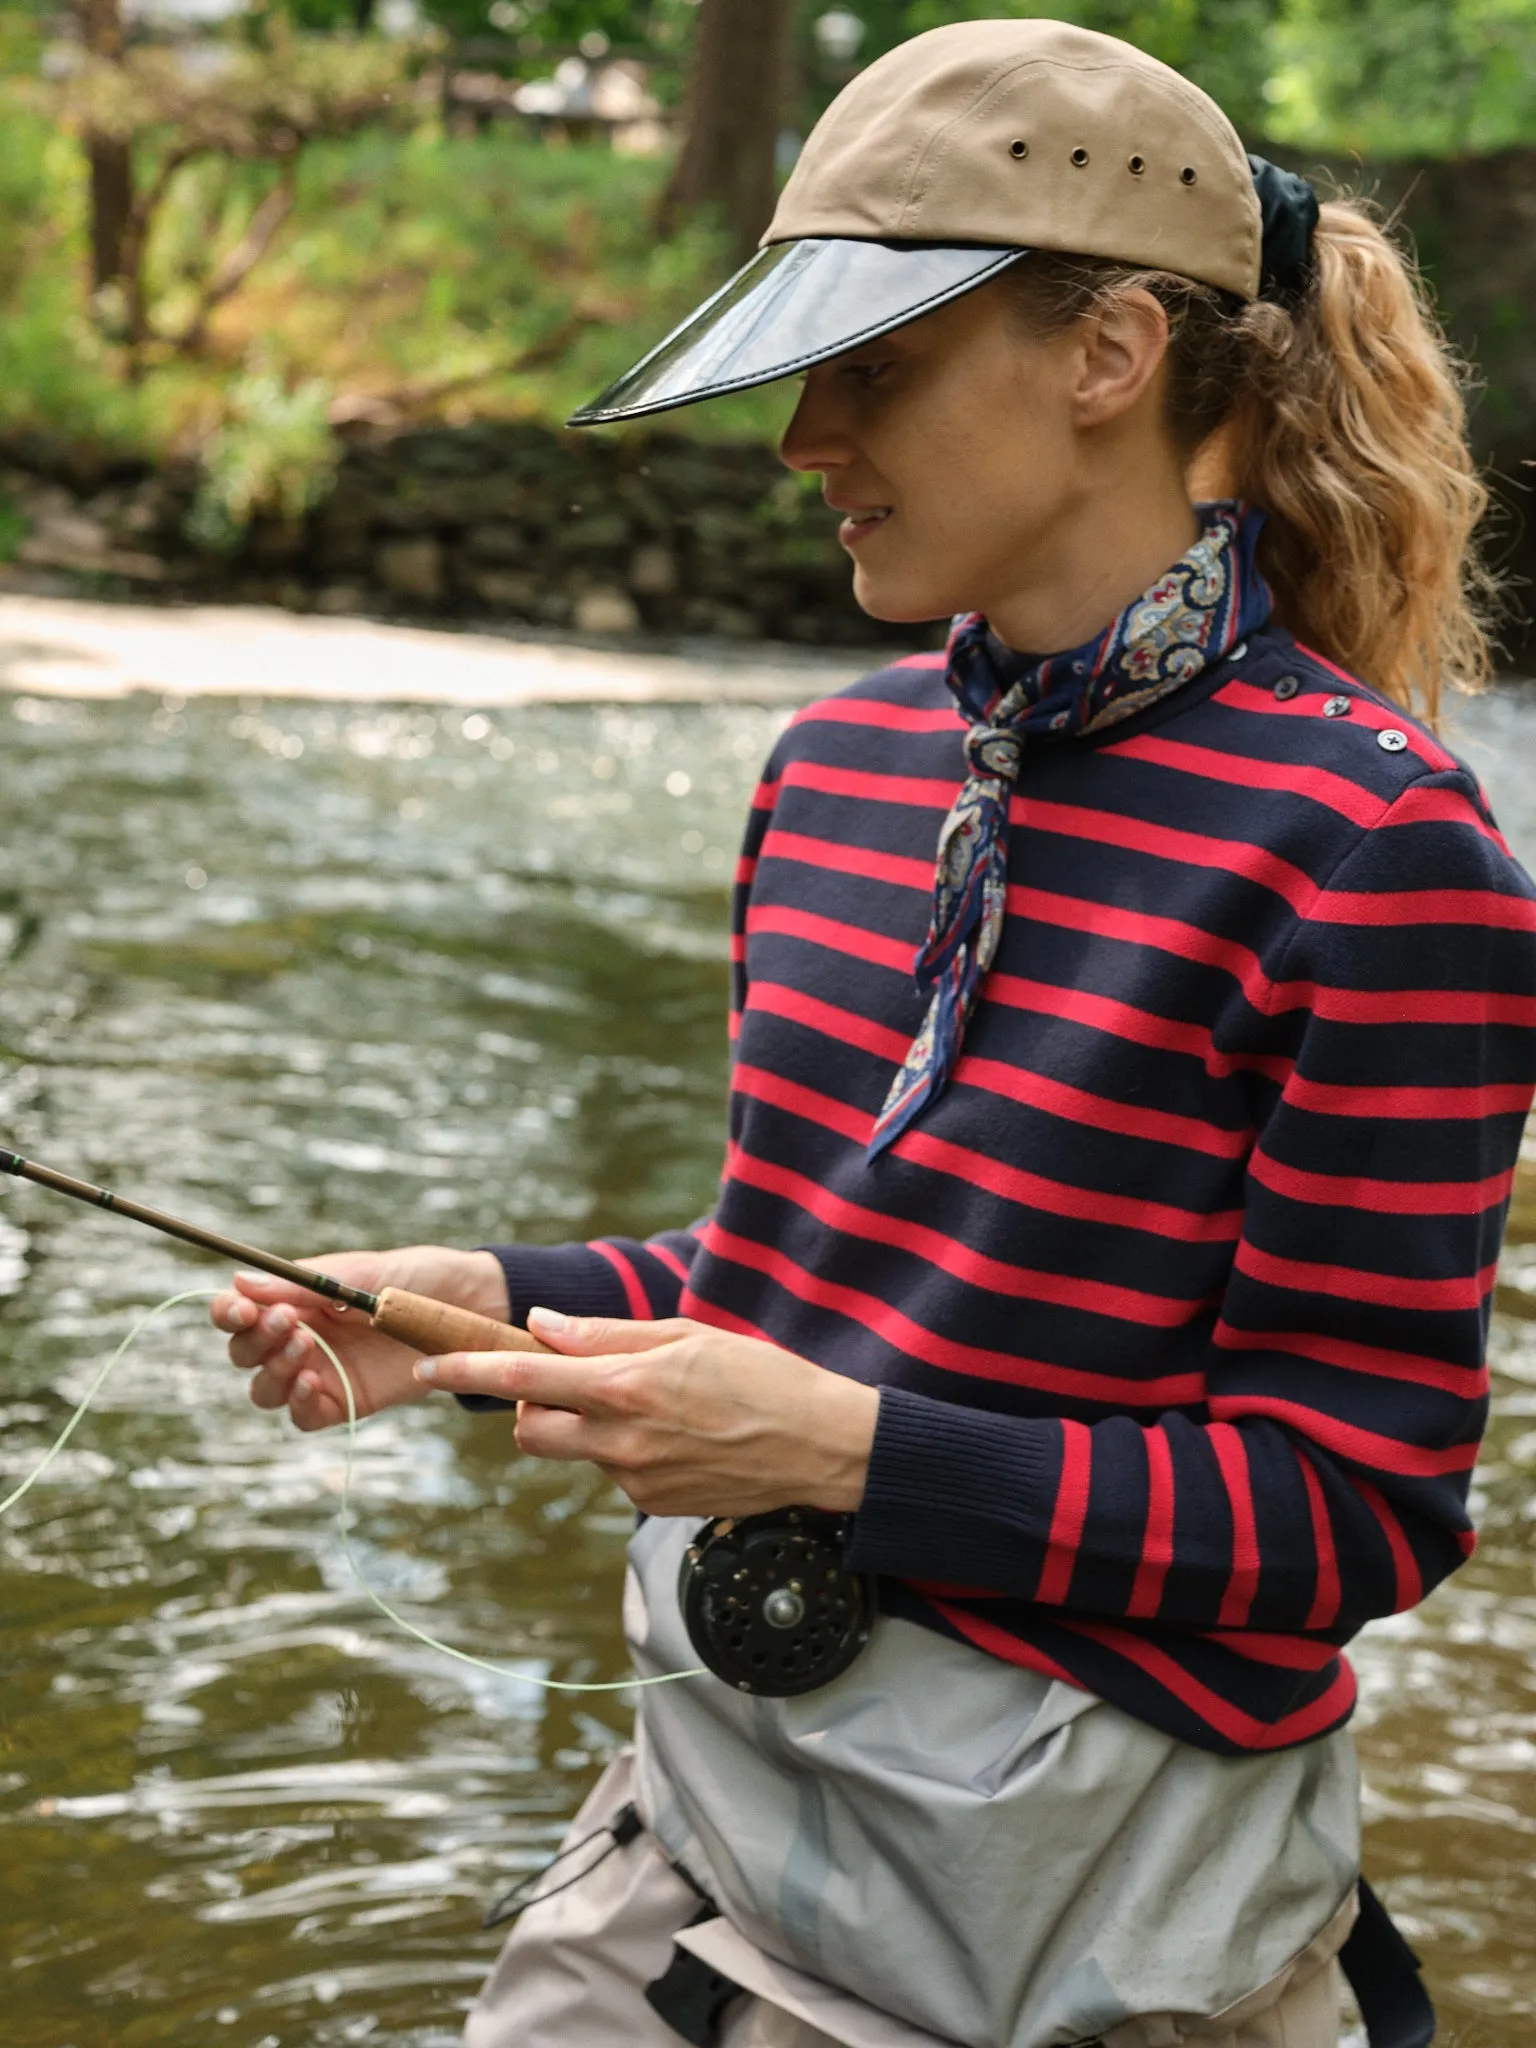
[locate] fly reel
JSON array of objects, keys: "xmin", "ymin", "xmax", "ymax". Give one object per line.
[{"xmin": 678, "ymin": 1508, "xmax": 877, "ymax": 1697}]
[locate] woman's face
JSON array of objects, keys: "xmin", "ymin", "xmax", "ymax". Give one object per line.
[{"xmin": 778, "ymin": 277, "xmax": 1176, "ymax": 637}]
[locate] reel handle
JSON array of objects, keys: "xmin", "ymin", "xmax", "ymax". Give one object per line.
[{"xmin": 370, "ymin": 1286, "xmax": 553, "ymax": 1358}]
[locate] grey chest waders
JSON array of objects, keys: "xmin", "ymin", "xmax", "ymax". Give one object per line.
[{"xmin": 679, "ymin": 1509, "xmax": 877, "ymax": 1696}]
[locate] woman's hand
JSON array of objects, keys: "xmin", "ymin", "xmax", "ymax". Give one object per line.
[
  {"xmin": 415, "ymin": 1309, "xmax": 879, "ymax": 1519},
  {"xmin": 210, "ymin": 1246, "xmax": 509, "ymax": 1433}
]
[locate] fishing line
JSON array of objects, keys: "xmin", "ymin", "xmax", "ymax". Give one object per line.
[{"xmin": 0, "ymin": 1289, "xmax": 704, "ymax": 1695}]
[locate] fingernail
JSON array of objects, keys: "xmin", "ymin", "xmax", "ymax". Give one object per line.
[
  {"xmin": 414, "ymin": 1359, "xmax": 437, "ymax": 1384},
  {"xmin": 296, "ymin": 1372, "xmax": 318, "ymax": 1399},
  {"xmin": 235, "ymin": 1272, "xmax": 266, "ymax": 1288},
  {"xmin": 528, "ymin": 1306, "xmax": 569, "ymax": 1334}
]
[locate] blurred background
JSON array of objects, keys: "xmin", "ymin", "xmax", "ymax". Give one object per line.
[
  {"xmin": 0, "ymin": 0, "xmax": 1532, "ymax": 650},
  {"xmin": 1, "ymin": 6, "xmax": 1535, "ymax": 2048}
]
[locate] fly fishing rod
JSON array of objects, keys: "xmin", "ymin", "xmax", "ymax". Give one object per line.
[{"xmin": 0, "ymin": 1147, "xmax": 549, "ymax": 1359}]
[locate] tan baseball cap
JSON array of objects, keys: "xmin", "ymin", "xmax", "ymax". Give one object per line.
[{"xmin": 570, "ymin": 19, "xmax": 1266, "ymax": 429}]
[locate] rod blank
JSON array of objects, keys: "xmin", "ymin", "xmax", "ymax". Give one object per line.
[{"xmin": 0, "ymin": 1149, "xmax": 380, "ymax": 1314}]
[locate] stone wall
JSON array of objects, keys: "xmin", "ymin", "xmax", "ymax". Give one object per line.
[
  {"xmin": 0, "ymin": 421, "xmax": 932, "ymax": 651},
  {"xmin": 3, "ymin": 142, "xmax": 1533, "ymax": 660}
]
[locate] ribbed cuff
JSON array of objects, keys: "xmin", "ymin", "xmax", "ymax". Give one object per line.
[
  {"xmin": 844, "ymin": 1383, "xmax": 1059, "ymax": 1591},
  {"xmin": 454, "ymin": 1243, "xmax": 631, "ymax": 1412}
]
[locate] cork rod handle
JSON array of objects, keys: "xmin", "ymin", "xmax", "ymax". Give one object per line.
[{"xmin": 370, "ymin": 1286, "xmax": 553, "ymax": 1358}]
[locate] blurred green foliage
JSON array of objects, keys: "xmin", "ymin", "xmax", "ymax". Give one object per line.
[{"xmin": 0, "ymin": 0, "xmax": 1531, "ymax": 542}]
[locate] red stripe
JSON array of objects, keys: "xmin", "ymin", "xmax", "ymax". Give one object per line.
[
  {"xmin": 1126, "ymin": 1428, "xmax": 1176, "ymax": 1618},
  {"xmin": 792, "ymin": 696, "xmax": 956, "ymax": 733},
  {"xmin": 891, "ymin": 651, "xmax": 949, "ymax": 671},
  {"xmin": 1103, "ymin": 731, "xmax": 1387, "ymax": 829},
  {"xmin": 647, "ymin": 1239, "xmax": 691, "ymax": 1286},
  {"xmin": 958, "ymin": 1054, "xmax": 1252, "ymax": 1160},
  {"xmin": 728, "ymin": 1143, "xmax": 1206, "ymax": 1328},
  {"xmin": 1249, "ymin": 1145, "xmax": 1517, "ymax": 1216},
  {"xmin": 732, "ymin": 1061, "xmax": 871, "ymax": 1145},
  {"xmin": 747, "ymin": 980, "xmax": 912, "ymax": 1063},
  {"xmin": 1208, "ymin": 1393, "xmax": 1481, "ymax": 1477},
  {"xmin": 1208, "ymin": 1630, "xmax": 1339, "ymax": 1670},
  {"xmin": 1354, "ymin": 1476, "xmax": 1424, "ymax": 1609},
  {"xmin": 1298, "ymin": 1455, "xmax": 1342, "ymax": 1630},
  {"xmin": 986, "ymin": 973, "xmax": 1291, "ymax": 1083},
  {"xmin": 1008, "ymin": 885, "xmax": 1290, "ymax": 1011},
  {"xmin": 1282, "ymin": 1073, "xmax": 1535, "ymax": 1120},
  {"xmin": 1382, "ymin": 779, "xmax": 1510, "ymax": 854},
  {"xmin": 935, "ymin": 1599, "xmax": 1356, "ymax": 1751},
  {"xmin": 1210, "ymin": 1423, "xmax": 1261, "ymax": 1626},
  {"xmin": 901, "ymin": 1126, "xmax": 1241, "ymax": 1242},
  {"xmin": 1235, "ymin": 1239, "xmax": 1497, "ymax": 1312},
  {"xmin": 1065, "ymin": 1620, "xmax": 1358, "ymax": 1749},
  {"xmin": 1015, "ymin": 796, "xmax": 1318, "ymax": 914},
  {"xmin": 592, "ymin": 1240, "xmax": 650, "ymax": 1320},
  {"xmin": 703, "ymin": 1223, "xmax": 1206, "ymax": 1405},
  {"xmin": 1212, "ymin": 1320, "xmax": 1488, "ymax": 1402},
  {"xmin": 729, "ymin": 1060, "xmax": 1242, "ymax": 1244},
  {"xmin": 763, "ymin": 826, "xmax": 933, "ymax": 893},
  {"xmin": 1310, "ymin": 886, "xmax": 1536, "ymax": 931},
  {"xmin": 1302, "ymin": 986, "xmax": 1536, "ymax": 1027},
  {"xmin": 928, "ymin": 1602, "xmax": 1078, "ymax": 1686},
  {"xmin": 1036, "ymin": 1421, "xmax": 1092, "ymax": 1604},
  {"xmin": 1292, "ymin": 647, "xmax": 1459, "ymax": 771},
  {"xmin": 746, "ymin": 902, "xmax": 913, "ymax": 973},
  {"xmin": 781, "ymin": 758, "xmax": 958, "ymax": 809},
  {"xmin": 676, "ymin": 1285, "xmax": 773, "ymax": 1343}
]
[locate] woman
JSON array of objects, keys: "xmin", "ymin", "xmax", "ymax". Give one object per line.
[{"xmin": 213, "ymin": 21, "xmax": 1536, "ymax": 2048}]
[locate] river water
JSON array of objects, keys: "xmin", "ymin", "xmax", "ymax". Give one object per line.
[{"xmin": 0, "ymin": 676, "xmax": 1531, "ymax": 2047}]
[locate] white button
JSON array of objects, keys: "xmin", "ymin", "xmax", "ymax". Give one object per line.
[{"xmin": 1378, "ymin": 729, "xmax": 1409, "ymax": 753}]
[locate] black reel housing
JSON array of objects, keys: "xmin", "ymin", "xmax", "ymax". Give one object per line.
[{"xmin": 678, "ymin": 1509, "xmax": 877, "ymax": 1697}]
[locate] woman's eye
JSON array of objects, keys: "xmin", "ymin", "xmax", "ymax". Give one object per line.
[{"xmin": 841, "ymin": 361, "xmax": 894, "ymax": 389}]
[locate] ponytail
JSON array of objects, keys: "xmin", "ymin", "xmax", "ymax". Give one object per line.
[{"xmin": 1004, "ymin": 201, "xmax": 1497, "ymax": 728}]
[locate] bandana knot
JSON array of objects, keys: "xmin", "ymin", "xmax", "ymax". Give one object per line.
[{"xmin": 867, "ymin": 501, "xmax": 1272, "ymax": 1159}]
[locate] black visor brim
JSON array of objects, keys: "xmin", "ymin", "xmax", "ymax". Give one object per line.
[{"xmin": 566, "ymin": 239, "xmax": 1027, "ymax": 428}]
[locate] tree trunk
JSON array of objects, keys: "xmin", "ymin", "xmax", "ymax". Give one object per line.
[
  {"xmin": 660, "ymin": 0, "xmax": 796, "ymax": 262},
  {"xmin": 77, "ymin": 0, "xmax": 134, "ymax": 292}
]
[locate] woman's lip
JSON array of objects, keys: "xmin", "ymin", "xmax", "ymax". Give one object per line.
[{"xmin": 838, "ymin": 509, "xmax": 892, "ymax": 549}]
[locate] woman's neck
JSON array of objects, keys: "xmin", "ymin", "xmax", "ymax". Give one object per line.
[{"xmin": 984, "ymin": 472, "xmax": 1202, "ymax": 657}]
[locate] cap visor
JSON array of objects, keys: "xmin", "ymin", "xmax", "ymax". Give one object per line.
[{"xmin": 567, "ymin": 239, "xmax": 1025, "ymax": 428}]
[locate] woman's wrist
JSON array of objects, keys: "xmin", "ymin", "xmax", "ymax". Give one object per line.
[
  {"xmin": 804, "ymin": 1372, "xmax": 880, "ymax": 1514},
  {"xmin": 456, "ymin": 1249, "xmax": 512, "ymax": 1323}
]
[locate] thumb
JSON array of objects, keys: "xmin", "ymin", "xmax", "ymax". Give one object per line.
[{"xmin": 525, "ymin": 1307, "xmax": 691, "ymax": 1355}]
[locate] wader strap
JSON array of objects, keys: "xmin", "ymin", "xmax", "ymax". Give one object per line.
[
  {"xmin": 1338, "ymin": 1880, "xmax": 1436, "ymax": 2048},
  {"xmin": 482, "ymin": 1799, "xmax": 646, "ymax": 1929},
  {"xmin": 644, "ymin": 1903, "xmax": 746, "ymax": 2047}
]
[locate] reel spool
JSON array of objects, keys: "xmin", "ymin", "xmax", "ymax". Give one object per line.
[{"xmin": 678, "ymin": 1509, "xmax": 877, "ymax": 1697}]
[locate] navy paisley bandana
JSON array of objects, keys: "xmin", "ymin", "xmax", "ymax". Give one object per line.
[{"xmin": 868, "ymin": 500, "xmax": 1272, "ymax": 1159}]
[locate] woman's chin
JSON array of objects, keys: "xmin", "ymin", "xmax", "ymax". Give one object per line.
[{"xmin": 849, "ymin": 563, "xmax": 958, "ymax": 626}]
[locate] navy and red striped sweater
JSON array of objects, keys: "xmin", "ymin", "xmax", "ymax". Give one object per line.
[{"xmin": 483, "ymin": 626, "xmax": 1536, "ymax": 1754}]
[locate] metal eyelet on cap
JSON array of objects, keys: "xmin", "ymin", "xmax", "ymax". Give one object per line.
[
  {"xmin": 1273, "ymin": 675, "xmax": 1299, "ymax": 701},
  {"xmin": 1180, "ymin": 165, "xmax": 1198, "ymax": 185},
  {"xmin": 1322, "ymin": 694, "xmax": 1351, "ymax": 719},
  {"xmin": 1070, "ymin": 146, "xmax": 1090, "ymax": 166},
  {"xmin": 1009, "ymin": 138, "xmax": 1029, "ymax": 159},
  {"xmin": 1378, "ymin": 728, "xmax": 1409, "ymax": 753},
  {"xmin": 1127, "ymin": 154, "xmax": 1146, "ymax": 175}
]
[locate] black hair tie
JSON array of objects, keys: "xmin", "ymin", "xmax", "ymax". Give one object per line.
[{"xmin": 1247, "ymin": 152, "xmax": 1319, "ymax": 305}]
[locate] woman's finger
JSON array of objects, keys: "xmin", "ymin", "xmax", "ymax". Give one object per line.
[
  {"xmin": 210, "ymin": 1290, "xmax": 257, "ymax": 1335},
  {"xmin": 515, "ymin": 1401, "xmax": 604, "ymax": 1463},
  {"xmin": 525, "ymin": 1308, "xmax": 695, "ymax": 1357},
  {"xmin": 414, "ymin": 1347, "xmax": 603, "ymax": 1409}
]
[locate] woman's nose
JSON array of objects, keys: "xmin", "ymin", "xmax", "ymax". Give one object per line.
[{"xmin": 778, "ymin": 377, "xmax": 854, "ymax": 476}]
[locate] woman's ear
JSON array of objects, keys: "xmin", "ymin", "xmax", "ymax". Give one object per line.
[{"xmin": 1069, "ymin": 286, "xmax": 1171, "ymax": 431}]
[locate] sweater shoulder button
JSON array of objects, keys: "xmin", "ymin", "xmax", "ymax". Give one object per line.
[{"xmin": 1272, "ymin": 675, "xmax": 1299, "ymax": 701}]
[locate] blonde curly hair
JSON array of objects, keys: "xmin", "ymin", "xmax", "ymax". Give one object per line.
[{"xmin": 1005, "ymin": 198, "xmax": 1496, "ymax": 730}]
